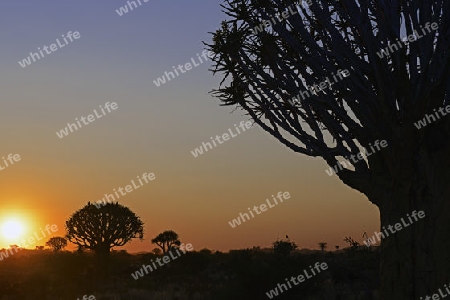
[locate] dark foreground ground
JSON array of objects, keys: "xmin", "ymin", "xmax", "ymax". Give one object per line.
[{"xmin": 0, "ymin": 248, "xmax": 379, "ymax": 300}]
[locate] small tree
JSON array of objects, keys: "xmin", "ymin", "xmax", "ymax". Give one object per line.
[
  {"xmin": 318, "ymin": 242, "xmax": 328, "ymax": 252},
  {"xmin": 66, "ymin": 202, "xmax": 144, "ymax": 256},
  {"xmin": 343, "ymin": 236, "xmax": 360, "ymax": 250},
  {"xmin": 46, "ymin": 237, "xmax": 67, "ymax": 252},
  {"xmin": 151, "ymin": 230, "xmax": 181, "ymax": 254},
  {"xmin": 272, "ymin": 239, "xmax": 298, "ymax": 257}
]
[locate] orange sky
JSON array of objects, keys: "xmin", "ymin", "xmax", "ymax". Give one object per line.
[{"xmin": 0, "ymin": 122, "xmax": 380, "ymax": 252}]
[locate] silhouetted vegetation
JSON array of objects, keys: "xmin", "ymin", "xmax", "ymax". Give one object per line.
[
  {"xmin": 65, "ymin": 202, "xmax": 144, "ymax": 256},
  {"xmin": 151, "ymin": 230, "xmax": 181, "ymax": 254},
  {"xmin": 319, "ymin": 242, "xmax": 327, "ymax": 252},
  {"xmin": 344, "ymin": 236, "xmax": 361, "ymax": 250},
  {"xmin": 0, "ymin": 246, "xmax": 379, "ymax": 299},
  {"xmin": 46, "ymin": 237, "xmax": 67, "ymax": 252},
  {"xmin": 206, "ymin": 0, "xmax": 450, "ymax": 298},
  {"xmin": 272, "ymin": 238, "xmax": 297, "ymax": 257}
]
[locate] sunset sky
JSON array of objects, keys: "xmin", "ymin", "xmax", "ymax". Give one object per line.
[{"xmin": 0, "ymin": 0, "xmax": 379, "ymax": 252}]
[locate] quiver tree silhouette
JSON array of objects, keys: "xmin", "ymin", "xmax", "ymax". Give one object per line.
[
  {"xmin": 65, "ymin": 202, "xmax": 144, "ymax": 256},
  {"xmin": 151, "ymin": 230, "xmax": 181, "ymax": 254},
  {"xmin": 45, "ymin": 237, "xmax": 67, "ymax": 252},
  {"xmin": 343, "ymin": 236, "xmax": 360, "ymax": 250},
  {"xmin": 206, "ymin": 0, "xmax": 450, "ymax": 297},
  {"xmin": 318, "ymin": 242, "xmax": 327, "ymax": 252}
]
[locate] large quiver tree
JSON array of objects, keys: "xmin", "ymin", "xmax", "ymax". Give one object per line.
[
  {"xmin": 65, "ymin": 202, "xmax": 144, "ymax": 256},
  {"xmin": 206, "ymin": 0, "xmax": 450, "ymax": 298}
]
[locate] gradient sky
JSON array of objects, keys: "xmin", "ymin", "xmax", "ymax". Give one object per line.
[{"xmin": 0, "ymin": 0, "xmax": 379, "ymax": 252}]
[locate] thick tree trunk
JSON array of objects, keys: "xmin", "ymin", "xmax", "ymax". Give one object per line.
[
  {"xmin": 95, "ymin": 243, "xmax": 111, "ymax": 256},
  {"xmin": 378, "ymin": 144, "xmax": 450, "ymax": 298}
]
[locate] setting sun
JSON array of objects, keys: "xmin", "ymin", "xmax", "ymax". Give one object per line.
[{"xmin": 1, "ymin": 219, "xmax": 25, "ymax": 240}]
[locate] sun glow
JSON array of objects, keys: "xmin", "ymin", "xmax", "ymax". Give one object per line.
[{"xmin": 1, "ymin": 219, "xmax": 25, "ymax": 241}]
